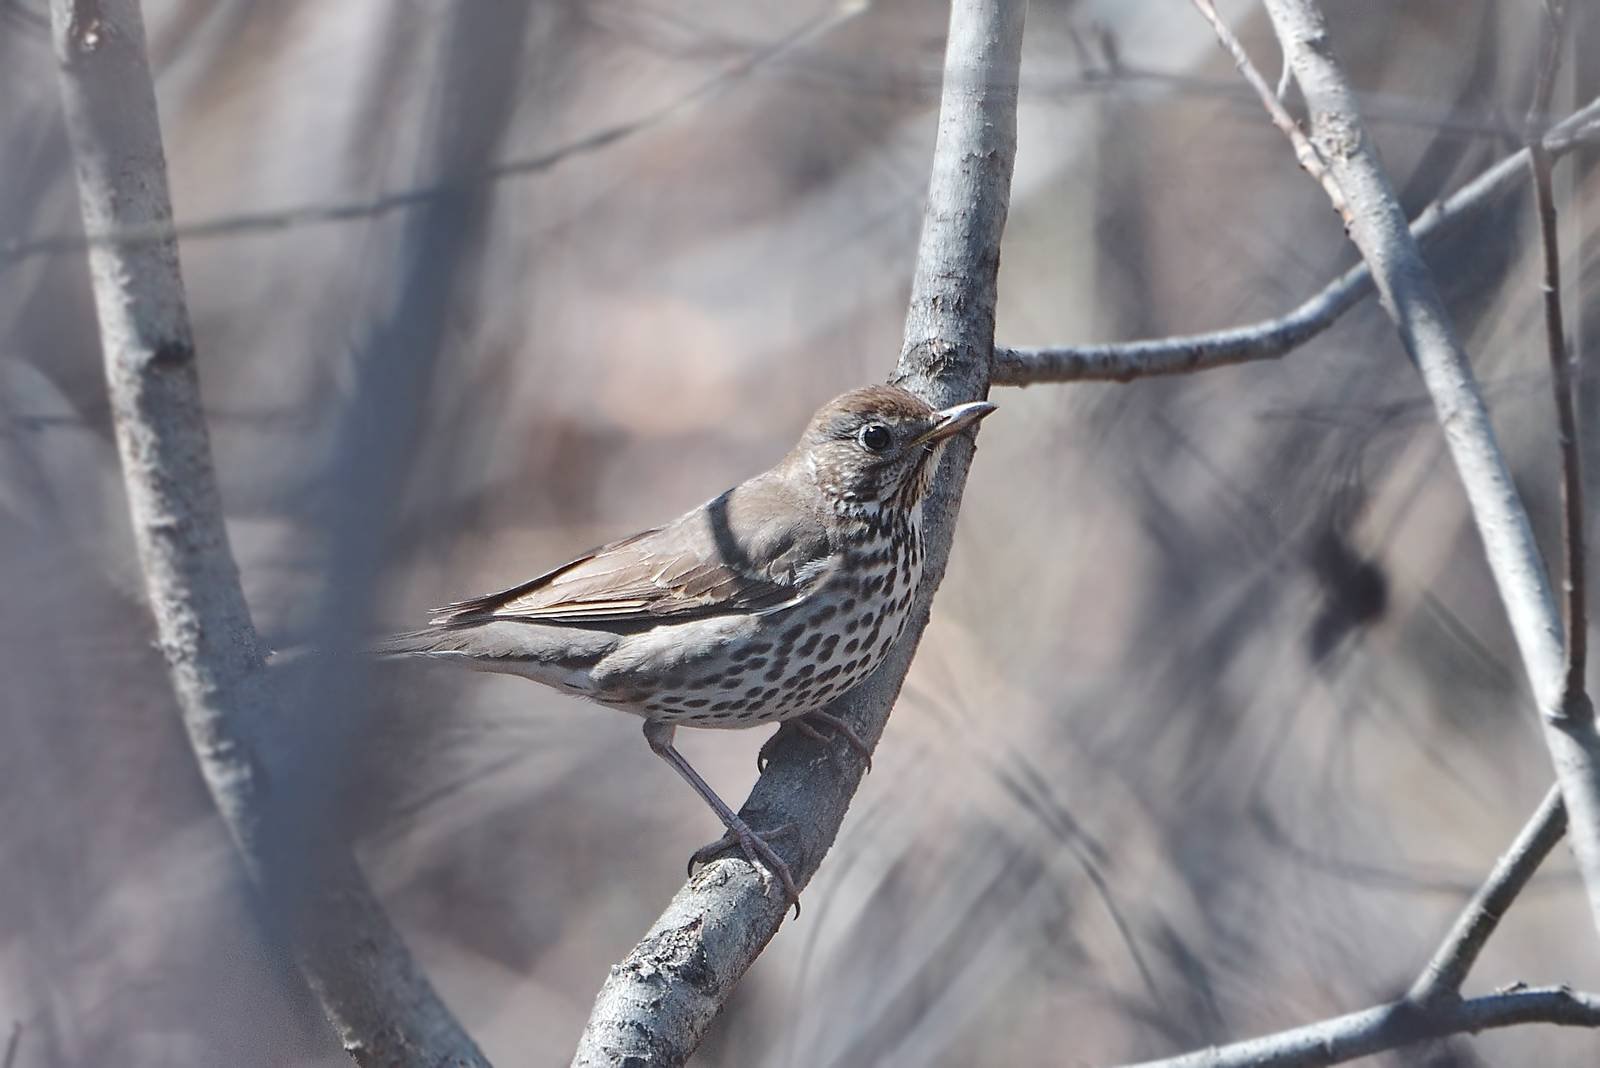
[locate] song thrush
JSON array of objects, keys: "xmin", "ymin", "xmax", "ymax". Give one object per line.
[{"xmin": 376, "ymin": 384, "xmax": 995, "ymax": 910}]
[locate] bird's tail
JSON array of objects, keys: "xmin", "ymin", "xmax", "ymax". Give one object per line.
[{"xmin": 367, "ymin": 627, "xmax": 455, "ymax": 658}]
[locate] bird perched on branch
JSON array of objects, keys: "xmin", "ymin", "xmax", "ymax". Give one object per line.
[{"xmin": 376, "ymin": 384, "xmax": 995, "ymax": 911}]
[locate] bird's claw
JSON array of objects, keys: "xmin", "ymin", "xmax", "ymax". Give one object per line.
[
  {"xmin": 688, "ymin": 821, "xmax": 802, "ymax": 918},
  {"xmin": 757, "ymin": 712, "xmax": 873, "ymax": 774}
]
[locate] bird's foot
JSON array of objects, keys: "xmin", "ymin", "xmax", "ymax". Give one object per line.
[
  {"xmin": 757, "ymin": 711, "xmax": 873, "ymax": 774},
  {"xmin": 688, "ymin": 819, "xmax": 802, "ymax": 918}
]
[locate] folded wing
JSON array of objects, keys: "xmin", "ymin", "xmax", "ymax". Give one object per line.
[{"xmin": 430, "ymin": 480, "xmax": 833, "ymax": 629}]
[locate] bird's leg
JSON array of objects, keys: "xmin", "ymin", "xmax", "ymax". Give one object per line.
[
  {"xmin": 757, "ymin": 711, "xmax": 873, "ymax": 774},
  {"xmin": 643, "ymin": 719, "xmax": 801, "ymax": 916}
]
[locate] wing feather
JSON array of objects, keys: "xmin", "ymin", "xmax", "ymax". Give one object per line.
[{"xmin": 429, "ymin": 480, "xmax": 834, "ymax": 629}]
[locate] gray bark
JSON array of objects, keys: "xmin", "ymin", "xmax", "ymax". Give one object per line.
[
  {"xmin": 570, "ymin": 0, "xmax": 1027, "ymax": 1063},
  {"xmin": 48, "ymin": 2, "xmax": 487, "ymax": 1064},
  {"xmin": 1259, "ymin": 0, "xmax": 1600, "ymax": 942},
  {"xmin": 992, "ymin": 96, "xmax": 1600, "ymax": 385},
  {"xmin": 1126, "ymin": 986, "xmax": 1600, "ymax": 1068}
]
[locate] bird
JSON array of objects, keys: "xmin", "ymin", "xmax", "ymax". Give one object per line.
[{"xmin": 374, "ymin": 384, "xmax": 996, "ymax": 911}]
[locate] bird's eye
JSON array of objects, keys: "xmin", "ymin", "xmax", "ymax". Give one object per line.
[{"xmin": 858, "ymin": 423, "xmax": 892, "ymax": 452}]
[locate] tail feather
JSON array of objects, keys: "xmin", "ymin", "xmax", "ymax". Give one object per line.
[
  {"xmin": 366, "ymin": 620, "xmax": 619, "ymax": 667},
  {"xmin": 368, "ymin": 627, "xmax": 454, "ymax": 658}
]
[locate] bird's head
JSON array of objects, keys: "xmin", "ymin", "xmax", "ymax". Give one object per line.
[{"xmin": 794, "ymin": 384, "xmax": 996, "ymax": 513}]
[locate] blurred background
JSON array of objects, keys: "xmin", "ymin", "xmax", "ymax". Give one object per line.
[{"xmin": 4, "ymin": 0, "xmax": 1600, "ymax": 1064}]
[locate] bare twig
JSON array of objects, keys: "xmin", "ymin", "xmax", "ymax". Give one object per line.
[
  {"xmin": 48, "ymin": 2, "xmax": 487, "ymax": 1064},
  {"xmin": 1531, "ymin": 144, "xmax": 1591, "ymax": 723},
  {"xmin": 1124, "ymin": 985, "xmax": 1600, "ymax": 1068},
  {"xmin": 1524, "ymin": 0, "xmax": 1570, "ymax": 139},
  {"xmin": 991, "ymin": 97, "xmax": 1600, "ymax": 385},
  {"xmin": 1189, "ymin": 0, "xmax": 1348, "ymax": 223},
  {"xmin": 1409, "ymin": 785, "xmax": 1567, "ymax": 1004},
  {"xmin": 570, "ymin": 1, "xmax": 1023, "ymax": 1063},
  {"xmin": 1249, "ymin": 0, "xmax": 1600, "ymax": 938},
  {"xmin": 1, "ymin": 2, "xmax": 866, "ymax": 272}
]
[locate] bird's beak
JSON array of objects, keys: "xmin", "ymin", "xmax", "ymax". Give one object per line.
[{"xmin": 910, "ymin": 400, "xmax": 998, "ymax": 447}]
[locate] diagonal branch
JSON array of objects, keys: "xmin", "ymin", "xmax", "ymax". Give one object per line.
[
  {"xmin": 1124, "ymin": 985, "xmax": 1600, "ymax": 1068},
  {"xmin": 1189, "ymin": 0, "xmax": 1348, "ymax": 223},
  {"xmin": 570, "ymin": 1, "xmax": 1024, "ymax": 1064},
  {"xmin": 1245, "ymin": 0, "xmax": 1600, "ymax": 941},
  {"xmin": 1409, "ymin": 784, "xmax": 1567, "ymax": 1004},
  {"xmin": 991, "ymin": 97, "xmax": 1600, "ymax": 386},
  {"xmin": 48, "ymin": 2, "xmax": 487, "ymax": 1064},
  {"xmin": 1134, "ymin": 780, "xmax": 1568, "ymax": 1068}
]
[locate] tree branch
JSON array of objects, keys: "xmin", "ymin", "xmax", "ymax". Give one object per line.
[
  {"xmin": 1125, "ymin": 986, "xmax": 1600, "ymax": 1068},
  {"xmin": 1409, "ymin": 785, "xmax": 1567, "ymax": 1004},
  {"xmin": 48, "ymin": 2, "xmax": 487, "ymax": 1064},
  {"xmin": 1246, "ymin": 0, "xmax": 1600, "ymax": 940},
  {"xmin": 570, "ymin": 1, "xmax": 1024, "ymax": 1064},
  {"xmin": 991, "ymin": 95, "xmax": 1600, "ymax": 386},
  {"xmin": 1530, "ymin": 142, "xmax": 1591, "ymax": 723},
  {"xmin": 1189, "ymin": 0, "xmax": 1349, "ymax": 223}
]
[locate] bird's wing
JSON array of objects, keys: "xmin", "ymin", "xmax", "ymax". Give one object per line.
[{"xmin": 430, "ymin": 480, "xmax": 835, "ymax": 628}]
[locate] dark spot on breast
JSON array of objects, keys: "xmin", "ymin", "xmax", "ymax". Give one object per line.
[
  {"xmin": 683, "ymin": 697, "xmax": 710, "ymax": 708},
  {"xmin": 782, "ymin": 623, "xmax": 806, "ymax": 643},
  {"xmin": 814, "ymin": 604, "xmax": 838, "ymax": 623},
  {"xmin": 734, "ymin": 642, "xmax": 772, "ymax": 661},
  {"xmin": 745, "ymin": 685, "xmax": 764, "ymax": 699},
  {"xmin": 818, "ymin": 634, "xmax": 839, "ymax": 660},
  {"xmin": 745, "ymin": 657, "xmax": 768, "ymax": 670},
  {"xmin": 817, "ymin": 664, "xmax": 842, "ymax": 683},
  {"xmin": 765, "ymin": 662, "xmax": 786, "ymax": 682},
  {"xmin": 798, "ymin": 633, "xmax": 820, "ymax": 657},
  {"xmin": 710, "ymin": 701, "xmax": 733, "ymax": 713},
  {"xmin": 844, "ymin": 638, "xmax": 860, "ymax": 656},
  {"xmin": 793, "ymin": 663, "xmax": 816, "ymax": 680}
]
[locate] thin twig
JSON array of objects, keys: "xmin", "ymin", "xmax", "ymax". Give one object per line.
[
  {"xmin": 1123, "ymin": 986, "xmax": 1600, "ymax": 1068},
  {"xmin": 1409, "ymin": 785, "xmax": 1567, "ymax": 1004},
  {"xmin": 991, "ymin": 96, "xmax": 1600, "ymax": 385},
  {"xmin": 571, "ymin": 1, "xmax": 1023, "ymax": 1063},
  {"xmin": 1189, "ymin": 0, "xmax": 1349, "ymax": 224},
  {"xmin": 1250, "ymin": 0, "xmax": 1600, "ymax": 938},
  {"xmin": 1524, "ymin": 0, "xmax": 1570, "ymax": 139},
  {"xmin": 1530, "ymin": 144, "xmax": 1592, "ymax": 723},
  {"xmin": 47, "ymin": 2, "xmax": 488, "ymax": 1064},
  {"xmin": 0, "ymin": 2, "xmax": 866, "ymax": 273}
]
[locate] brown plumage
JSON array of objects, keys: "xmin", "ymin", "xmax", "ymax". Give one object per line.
[{"xmin": 377, "ymin": 384, "xmax": 996, "ymax": 910}]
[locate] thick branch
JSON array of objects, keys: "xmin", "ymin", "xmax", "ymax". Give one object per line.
[
  {"xmin": 1125, "ymin": 986, "xmax": 1600, "ymax": 1068},
  {"xmin": 1252, "ymin": 0, "xmax": 1600, "ymax": 940},
  {"xmin": 49, "ymin": 2, "xmax": 486, "ymax": 1064},
  {"xmin": 992, "ymin": 95, "xmax": 1600, "ymax": 385},
  {"xmin": 570, "ymin": 1, "xmax": 1023, "ymax": 1064},
  {"xmin": 1409, "ymin": 785, "xmax": 1567, "ymax": 1004}
]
